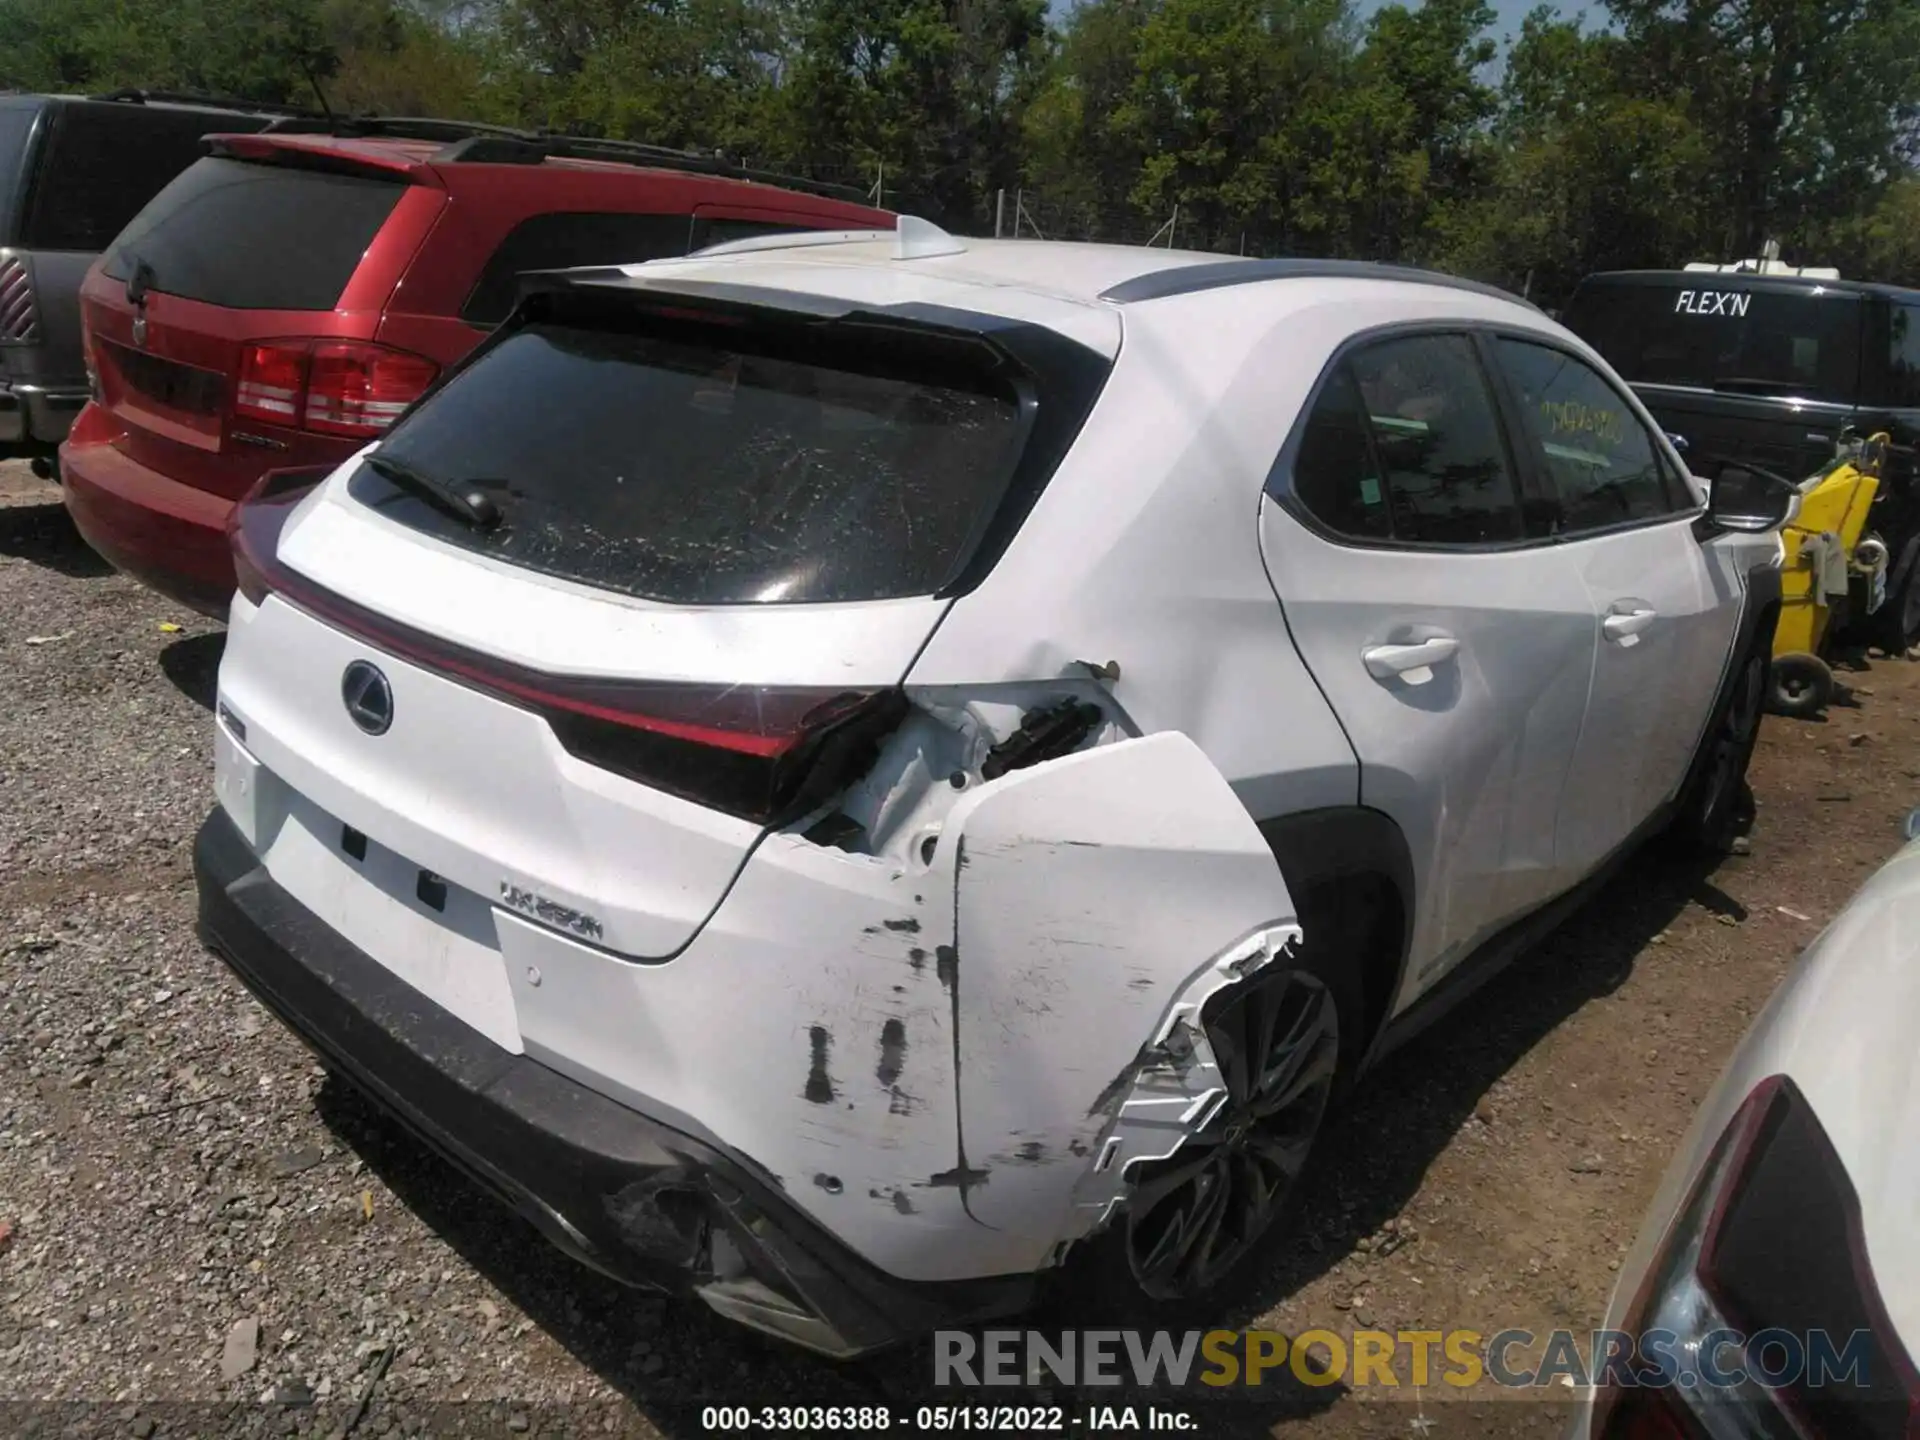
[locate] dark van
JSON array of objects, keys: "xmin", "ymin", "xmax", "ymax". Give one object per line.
[{"xmin": 1563, "ymin": 270, "xmax": 1920, "ymax": 649}]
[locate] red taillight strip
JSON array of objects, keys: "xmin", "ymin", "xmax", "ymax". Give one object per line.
[{"xmin": 231, "ymin": 493, "xmax": 856, "ymax": 760}]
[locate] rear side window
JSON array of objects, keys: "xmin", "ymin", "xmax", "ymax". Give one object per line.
[
  {"xmin": 102, "ymin": 157, "xmax": 405, "ymax": 311},
  {"xmin": 461, "ymin": 212, "xmax": 692, "ymax": 326},
  {"xmin": 20, "ymin": 103, "xmax": 265, "ymax": 252},
  {"xmin": 1495, "ymin": 339, "xmax": 1683, "ymax": 532},
  {"xmin": 354, "ymin": 312, "xmax": 1032, "ymax": 604},
  {"xmin": 1563, "ymin": 279, "xmax": 1863, "ymax": 404},
  {"xmin": 691, "ymin": 217, "xmax": 822, "ymax": 250},
  {"xmin": 1890, "ymin": 303, "xmax": 1920, "ymax": 408},
  {"xmin": 1291, "ymin": 363, "xmax": 1391, "ymax": 539},
  {"xmin": 1343, "ymin": 334, "xmax": 1521, "ymax": 545}
]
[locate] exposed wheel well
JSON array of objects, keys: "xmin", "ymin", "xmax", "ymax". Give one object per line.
[{"xmin": 1257, "ymin": 807, "xmax": 1412, "ymax": 1081}]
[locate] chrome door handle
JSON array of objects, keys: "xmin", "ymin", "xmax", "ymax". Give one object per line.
[
  {"xmin": 1602, "ymin": 608, "xmax": 1657, "ymax": 643},
  {"xmin": 1362, "ymin": 636, "xmax": 1459, "ymax": 684}
]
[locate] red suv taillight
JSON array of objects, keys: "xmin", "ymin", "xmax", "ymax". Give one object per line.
[{"xmin": 234, "ymin": 341, "xmax": 437, "ymax": 438}]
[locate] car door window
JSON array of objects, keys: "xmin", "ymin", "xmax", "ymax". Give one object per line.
[
  {"xmin": 1345, "ymin": 334, "xmax": 1523, "ymax": 545},
  {"xmin": 1889, "ymin": 303, "xmax": 1920, "ymax": 408},
  {"xmin": 1495, "ymin": 338, "xmax": 1684, "ymax": 532},
  {"xmin": 461, "ymin": 212, "xmax": 693, "ymax": 326},
  {"xmin": 1290, "ymin": 361, "xmax": 1393, "ymax": 539}
]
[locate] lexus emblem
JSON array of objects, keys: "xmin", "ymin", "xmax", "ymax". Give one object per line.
[{"xmin": 341, "ymin": 661, "xmax": 394, "ymax": 736}]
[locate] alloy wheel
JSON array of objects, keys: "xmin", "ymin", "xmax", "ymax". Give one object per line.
[{"xmin": 1124, "ymin": 970, "xmax": 1340, "ymax": 1299}]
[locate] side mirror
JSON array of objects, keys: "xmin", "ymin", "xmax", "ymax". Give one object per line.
[{"xmin": 1704, "ymin": 462, "xmax": 1798, "ymax": 533}]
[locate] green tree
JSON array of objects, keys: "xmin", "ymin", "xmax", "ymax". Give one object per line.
[
  {"xmin": 1607, "ymin": 0, "xmax": 1920, "ymax": 256},
  {"xmin": 1440, "ymin": 8, "xmax": 1712, "ymax": 301}
]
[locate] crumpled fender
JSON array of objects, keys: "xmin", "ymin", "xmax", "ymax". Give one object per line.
[{"xmin": 936, "ymin": 730, "xmax": 1299, "ymax": 1265}]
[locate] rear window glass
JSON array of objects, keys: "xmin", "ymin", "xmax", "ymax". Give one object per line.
[
  {"xmin": 102, "ymin": 157, "xmax": 405, "ymax": 310},
  {"xmin": 21, "ymin": 103, "xmax": 267, "ymax": 252},
  {"xmin": 462, "ymin": 212, "xmax": 691, "ymax": 326},
  {"xmin": 1563, "ymin": 279, "xmax": 1863, "ymax": 404},
  {"xmin": 352, "ymin": 314, "xmax": 1030, "ymax": 604}
]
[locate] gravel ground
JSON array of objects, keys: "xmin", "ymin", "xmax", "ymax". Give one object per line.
[{"xmin": 4, "ymin": 456, "xmax": 1917, "ymax": 1440}]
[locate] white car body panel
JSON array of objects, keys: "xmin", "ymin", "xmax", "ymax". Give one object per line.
[
  {"xmin": 218, "ymin": 592, "xmax": 766, "ymax": 959},
  {"xmin": 939, "ymin": 731, "xmax": 1298, "ymax": 1249},
  {"xmin": 1263, "ymin": 501, "xmax": 1598, "ymax": 985},
  {"xmin": 1569, "ymin": 835, "xmax": 1920, "ymax": 1436},
  {"xmin": 1553, "ymin": 519, "xmax": 1738, "ymax": 873}
]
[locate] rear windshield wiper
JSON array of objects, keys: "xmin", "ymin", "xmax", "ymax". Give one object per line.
[{"xmin": 363, "ymin": 452, "xmax": 503, "ymax": 530}]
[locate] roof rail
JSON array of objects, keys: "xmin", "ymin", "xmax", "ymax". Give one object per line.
[
  {"xmin": 1098, "ymin": 257, "xmax": 1540, "ymax": 311},
  {"xmin": 255, "ymin": 113, "xmax": 874, "ymax": 206},
  {"xmin": 89, "ymin": 87, "xmax": 324, "ymax": 119}
]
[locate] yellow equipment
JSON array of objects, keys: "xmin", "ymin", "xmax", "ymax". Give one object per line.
[{"xmin": 1768, "ymin": 432, "xmax": 1893, "ymax": 717}]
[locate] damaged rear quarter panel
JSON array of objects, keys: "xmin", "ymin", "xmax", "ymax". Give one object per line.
[{"xmin": 940, "ymin": 731, "xmax": 1297, "ymax": 1266}]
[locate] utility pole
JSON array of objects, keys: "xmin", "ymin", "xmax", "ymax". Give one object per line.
[{"xmin": 995, "ymin": 188, "xmax": 1006, "ymax": 238}]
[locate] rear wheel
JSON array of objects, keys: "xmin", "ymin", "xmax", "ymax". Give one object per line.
[
  {"xmin": 1672, "ymin": 644, "xmax": 1767, "ymax": 852},
  {"xmin": 1123, "ymin": 967, "xmax": 1340, "ymax": 1299},
  {"xmin": 1871, "ymin": 559, "xmax": 1920, "ymax": 655},
  {"xmin": 1768, "ymin": 651, "xmax": 1832, "ymax": 719}
]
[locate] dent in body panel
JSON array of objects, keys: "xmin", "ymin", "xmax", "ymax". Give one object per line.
[{"xmin": 938, "ymin": 731, "xmax": 1299, "ymax": 1262}]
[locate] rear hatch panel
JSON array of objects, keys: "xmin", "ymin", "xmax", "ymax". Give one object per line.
[
  {"xmin": 221, "ymin": 282, "xmax": 1107, "ymax": 957},
  {"xmin": 80, "ymin": 153, "xmax": 445, "ymax": 495}
]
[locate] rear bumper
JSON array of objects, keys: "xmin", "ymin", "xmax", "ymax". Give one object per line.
[
  {"xmin": 193, "ymin": 804, "xmax": 1031, "ymax": 1356},
  {"xmin": 59, "ymin": 422, "xmax": 236, "ymax": 616},
  {"xmin": 0, "ymin": 380, "xmax": 87, "ymax": 448}
]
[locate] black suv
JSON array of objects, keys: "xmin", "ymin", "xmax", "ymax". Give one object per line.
[
  {"xmin": 0, "ymin": 90, "xmax": 286, "ymax": 469},
  {"xmin": 1564, "ymin": 269, "xmax": 1920, "ymax": 649}
]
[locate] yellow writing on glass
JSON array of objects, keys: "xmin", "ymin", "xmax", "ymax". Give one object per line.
[{"xmin": 1539, "ymin": 399, "xmax": 1624, "ymax": 448}]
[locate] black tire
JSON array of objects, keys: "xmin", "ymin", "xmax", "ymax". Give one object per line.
[
  {"xmin": 1672, "ymin": 643, "xmax": 1768, "ymax": 852},
  {"xmin": 1119, "ymin": 964, "xmax": 1342, "ymax": 1299},
  {"xmin": 1871, "ymin": 556, "xmax": 1920, "ymax": 655},
  {"xmin": 1768, "ymin": 650, "xmax": 1832, "ymax": 719}
]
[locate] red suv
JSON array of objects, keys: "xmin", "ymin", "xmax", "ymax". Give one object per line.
[{"xmin": 60, "ymin": 120, "xmax": 892, "ymax": 613}]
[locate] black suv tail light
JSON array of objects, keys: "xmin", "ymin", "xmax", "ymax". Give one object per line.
[{"xmin": 0, "ymin": 256, "xmax": 40, "ymax": 343}]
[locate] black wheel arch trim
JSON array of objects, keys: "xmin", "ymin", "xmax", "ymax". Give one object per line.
[{"xmin": 1256, "ymin": 805, "xmax": 1415, "ymax": 1070}]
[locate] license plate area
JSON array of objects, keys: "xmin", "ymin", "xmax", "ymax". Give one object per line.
[{"xmin": 260, "ymin": 790, "xmax": 523, "ymax": 1053}]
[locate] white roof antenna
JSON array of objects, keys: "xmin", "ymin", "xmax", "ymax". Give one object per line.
[{"xmin": 894, "ymin": 214, "xmax": 968, "ymax": 260}]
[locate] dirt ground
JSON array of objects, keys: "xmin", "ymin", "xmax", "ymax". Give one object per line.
[{"xmin": 3, "ymin": 457, "xmax": 1915, "ymax": 1440}]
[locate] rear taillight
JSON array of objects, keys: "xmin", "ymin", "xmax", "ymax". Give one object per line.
[
  {"xmin": 235, "ymin": 343, "xmax": 306, "ymax": 424},
  {"xmin": 305, "ymin": 343, "xmax": 439, "ymax": 435},
  {"xmin": 1596, "ymin": 1075, "xmax": 1919, "ymax": 1440},
  {"xmin": 229, "ymin": 466, "xmax": 331, "ymax": 607},
  {"xmin": 233, "ymin": 341, "xmax": 437, "ymax": 438},
  {"xmin": 0, "ymin": 256, "xmax": 39, "ymax": 343},
  {"xmin": 227, "ymin": 491, "xmax": 904, "ymax": 821}
]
